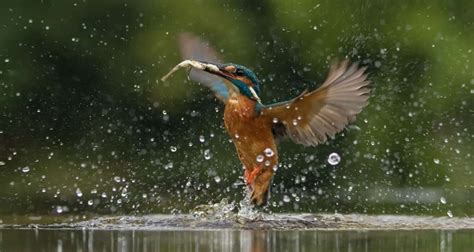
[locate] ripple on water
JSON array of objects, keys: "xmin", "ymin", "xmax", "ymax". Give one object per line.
[
  {"xmin": 3, "ymin": 213, "xmax": 472, "ymax": 231},
  {"xmin": 1, "ymin": 197, "xmax": 473, "ymax": 230}
]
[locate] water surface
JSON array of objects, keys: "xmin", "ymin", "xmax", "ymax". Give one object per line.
[
  {"xmin": 1, "ymin": 214, "xmax": 473, "ymax": 251},
  {"xmin": 1, "ymin": 228, "xmax": 473, "ymax": 252}
]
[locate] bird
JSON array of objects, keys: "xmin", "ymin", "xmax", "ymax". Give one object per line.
[{"xmin": 172, "ymin": 32, "xmax": 370, "ymax": 206}]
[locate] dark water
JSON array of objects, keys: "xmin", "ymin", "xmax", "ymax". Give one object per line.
[
  {"xmin": 1, "ymin": 214, "xmax": 473, "ymax": 251},
  {"xmin": 0, "ymin": 228, "xmax": 473, "ymax": 252}
]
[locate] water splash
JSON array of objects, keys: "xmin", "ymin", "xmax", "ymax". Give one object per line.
[
  {"xmin": 236, "ymin": 187, "xmax": 263, "ymax": 221},
  {"xmin": 190, "ymin": 188, "xmax": 263, "ymax": 223},
  {"xmin": 191, "ymin": 198, "xmax": 236, "ymax": 219}
]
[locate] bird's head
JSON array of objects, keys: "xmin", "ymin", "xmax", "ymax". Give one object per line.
[{"xmin": 199, "ymin": 61, "xmax": 262, "ymax": 103}]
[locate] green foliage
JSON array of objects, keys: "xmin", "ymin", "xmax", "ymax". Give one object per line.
[{"xmin": 0, "ymin": 0, "xmax": 472, "ymax": 216}]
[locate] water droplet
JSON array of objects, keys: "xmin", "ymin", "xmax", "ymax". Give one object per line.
[
  {"xmin": 283, "ymin": 195, "xmax": 291, "ymax": 203},
  {"xmin": 264, "ymin": 160, "xmax": 271, "ymax": 166},
  {"xmin": 55, "ymin": 206, "xmax": 64, "ymax": 214},
  {"xmin": 87, "ymin": 200, "xmax": 94, "ymax": 206},
  {"xmin": 292, "ymin": 119, "xmax": 298, "ymax": 126},
  {"xmin": 22, "ymin": 166, "xmax": 30, "ymax": 173},
  {"xmin": 121, "ymin": 188, "xmax": 128, "ymax": 197},
  {"xmin": 4, "ymin": 58, "xmax": 9, "ymax": 63},
  {"xmin": 264, "ymin": 148, "xmax": 274, "ymax": 157},
  {"xmin": 214, "ymin": 176, "xmax": 221, "ymax": 183},
  {"xmin": 113, "ymin": 176, "xmax": 121, "ymax": 183},
  {"xmin": 256, "ymin": 155, "xmax": 264, "ymax": 163},
  {"xmin": 199, "ymin": 135, "xmax": 205, "ymax": 143},
  {"xmin": 272, "ymin": 118, "xmax": 278, "ymax": 123},
  {"xmin": 204, "ymin": 149, "xmax": 212, "ymax": 160},
  {"xmin": 433, "ymin": 159, "xmax": 440, "ymax": 164},
  {"xmin": 447, "ymin": 210, "xmax": 453, "ymax": 218},
  {"xmin": 349, "ymin": 125, "xmax": 361, "ymax": 131},
  {"xmin": 327, "ymin": 153, "xmax": 341, "ymax": 165},
  {"xmin": 170, "ymin": 146, "xmax": 177, "ymax": 152},
  {"xmin": 0, "ymin": 161, "xmax": 5, "ymax": 166},
  {"xmin": 440, "ymin": 197, "xmax": 447, "ymax": 204},
  {"xmin": 76, "ymin": 188, "xmax": 83, "ymax": 197},
  {"xmin": 190, "ymin": 110, "xmax": 199, "ymax": 117}
]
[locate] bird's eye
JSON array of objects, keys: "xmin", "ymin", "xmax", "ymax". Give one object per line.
[{"xmin": 235, "ymin": 69, "xmax": 244, "ymax": 76}]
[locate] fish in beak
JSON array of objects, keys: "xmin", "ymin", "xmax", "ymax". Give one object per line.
[{"xmin": 161, "ymin": 60, "xmax": 262, "ymax": 103}]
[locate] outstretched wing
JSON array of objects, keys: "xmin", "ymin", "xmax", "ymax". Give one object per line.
[
  {"xmin": 178, "ymin": 32, "xmax": 229, "ymax": 102},
  {"xmin": 261, "ymin": 60, "xmax": 370, "ymax": 146}
]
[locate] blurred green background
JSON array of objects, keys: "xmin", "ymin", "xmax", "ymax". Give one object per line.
[{"xmin": 0, "ymin": 0, "xmax": 472, "ymax": 217}]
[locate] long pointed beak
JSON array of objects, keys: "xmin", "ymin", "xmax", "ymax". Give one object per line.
[
  {"xmin": 195, "ymin": 61, "xmax": 262, "ymax": 103},
  {"xmin": 161, "ymin": 59, "xmax": 262, "ymax": 103}
]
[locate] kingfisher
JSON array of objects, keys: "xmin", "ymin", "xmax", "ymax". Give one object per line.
[{"xmin": 163, "ymin": 33, "xmax": 370, "ymax": 206}]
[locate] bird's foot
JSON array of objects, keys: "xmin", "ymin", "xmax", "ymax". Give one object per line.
[{"xmin": 244, "ymin": 165, "xmax": 262, "ymax": 186}]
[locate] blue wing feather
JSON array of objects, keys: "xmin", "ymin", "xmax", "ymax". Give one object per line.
[
  {"xmin": 178, "ymin": 33, "xmax": 229, "ymax": 102},
  {"xmin": 207, "ymin": 79, "xmax": 229, "ymax": 101}
]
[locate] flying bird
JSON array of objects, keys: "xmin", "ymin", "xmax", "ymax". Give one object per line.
[{"xmin": 164, "ymin": 33, "xmax": 370, "ymax": 206}]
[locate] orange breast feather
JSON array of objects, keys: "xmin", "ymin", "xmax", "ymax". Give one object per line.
[{"xmin": 223, "ymin": 95, "xmax": 278, "ymax": 172}]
